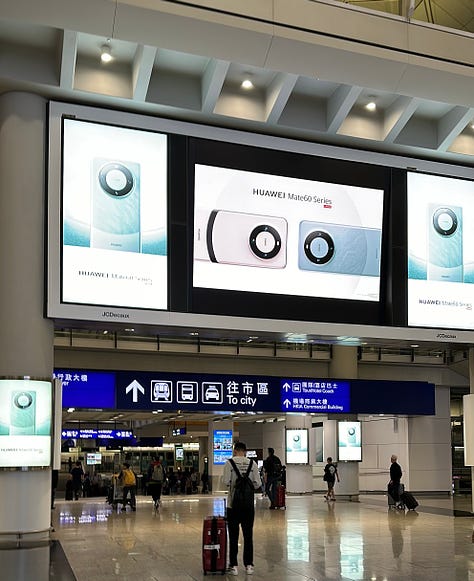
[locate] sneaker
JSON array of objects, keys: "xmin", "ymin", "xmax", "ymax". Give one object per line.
[
  {"xmin": 227, "ymin": 566, "xmax": 238, "ymax": 576},
  {"xmin": 245, "ymin": 565, "xmax": 254, "ymax": 575},
  {"xmin": 323, "ymin": 495, "xmax": 328, "ymax": 500}
]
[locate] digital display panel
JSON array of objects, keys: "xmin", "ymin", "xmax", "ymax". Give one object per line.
[
  {"xmin": 213, "ymin": 429, "xmax": 233, "ymax": 465},
  {"xmin": 407, "ymin": 171, "xmax": 474, "ymax": 330},
  {"xmin": 338, "ymin": 421, "xmax": 362, "ymax": 461},
  {"xmin": 286, "ymin": 428, "xmax": 309, "ymax": 464},
  {"xmin": 86, "ymin": 453, "xmax": 102, "ymax": 465},
  {"xmin": 0, "ymin": 379, "xmax": 52, "ymax": 468},
  {"xmin": 61, "ymin": 118, "xmax": 168, "ymax": 311},
  {"xmin": 194, "ymin": 164, "xmax": 384, "ymax": 302},
  {"xmin": 175, "ymin": 446, "xmax": 184, "ymax": 461}
]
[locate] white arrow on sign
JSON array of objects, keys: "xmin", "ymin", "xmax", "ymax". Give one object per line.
[
  {"xmin": 125, "ymin": 379, "xmax": 145, "ymax": 403},
  {"xmin": 283, "ymin": 399, "xmax": 291, "ymax": 408},
  {"xmin": 282, "ymin": 382, "xmax": 291, "ymax": 392}
]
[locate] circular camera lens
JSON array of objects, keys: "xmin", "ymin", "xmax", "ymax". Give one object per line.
[
  {"xmin": 99, "ymin": 162, "xmax": 134, "ymax": 197},
  {"xmin": 14, "ymin": 392, "xmax": 33, "ymax": 409},
  {"xmin": 433, "ymin": 207, "xmax": 458, "ymax": 236},
  {"xmin": 348, "ymin": 427, "xmax": 356, "ymax": 436},
  {"xmin": 304, "ymin": 230, "xmax": 335, "ymax": 264},
  {"xmin": 249, "ymin": 225, "xmax": 281, "ymax": 259}
]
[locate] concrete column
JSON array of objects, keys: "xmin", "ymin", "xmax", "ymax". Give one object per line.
[
  {"xmin": 0, "ymin": 92, "xmax": 54, "ymax": 540},
  {"xmin": 328, "ymin": 345, "xmax": 359, "ymax": 500}
]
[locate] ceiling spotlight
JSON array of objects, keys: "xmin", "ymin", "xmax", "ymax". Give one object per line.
[
  {"xmin": 366, "ymin": 101, "xmax": 377, "ymax": 112},
  {"xmin": 67, "ymin": 407, "xmax": 75, "ymax": 413},
  {"xmin": 100, "ymin": 42, "xmax": 113, "ymax": 63},
  {"xmin": 241, "ymin": 78, "xmax": 254, "ymax": 90}
]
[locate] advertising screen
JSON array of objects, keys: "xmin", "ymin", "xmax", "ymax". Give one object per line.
[
  {"xmin": 0, "ymin": 379, "xmax": 52, "ymax": 468},
  {"xmin": 61, "ymin": 118, "xmax": 168, "ymax": 311},
  {"xmin": 338, "ymin": 421, "xmax": 362, "ymax": 461},
  {"xmin": 286, "ymin": 428, "xmax": 309, "ymax": 464},
  {"xmin": 407, "ymin": 172, "xmax": 474, "ymax": 330},
  {"xmin": 213, "ymin": 429, "xmax": 233, "ymax": 465},
  {"xmin": 175, "ymin": 446, "xmax": 184, "ymax": 461},
  {"xmin": 86, "ymin": 453, "xmax": 102, "ymax": 465},
  {"xmin": 193, "ymin": 164, "xmax": 384, "ymax": 302}
]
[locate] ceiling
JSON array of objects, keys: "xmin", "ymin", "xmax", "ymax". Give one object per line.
[{"xmin": 3, "ymin": 0, "xmax": 474, "ymax": 363}]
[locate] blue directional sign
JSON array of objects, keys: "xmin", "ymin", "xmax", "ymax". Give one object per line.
[
  {"xmin": 56, "ymin": 369, "xmax": 115, "ymax": 409},
  {"xmin": 280, "ymin": 378, "xmax": 350, "ymax": 413},
  {"xmin": 61, "ymin": 428, "xmax": 134, "ymax": 440}
]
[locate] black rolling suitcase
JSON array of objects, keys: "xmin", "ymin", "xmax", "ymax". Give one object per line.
[{"xmin": 400, "ymin": 491, "xmax": 419, "ymax": 510}]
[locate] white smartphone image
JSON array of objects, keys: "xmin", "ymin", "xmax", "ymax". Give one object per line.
[
  {"xmin": 91, "ymin": 158, "xmax": 141, "ymax": 252},
  {"xmin": 298, "ymin": 221, "xmax": 381, "ymax": 276},
  {"xmin": 206, "ymin": 210, "xmax": 287, "ymax": 268},
  {"xmin": 427, "ymin": 204, "xmax": 463, "ymax": 283},
  {"xmin": 10, "ymin": 391, "xmax": 36, "ymax": 435}
]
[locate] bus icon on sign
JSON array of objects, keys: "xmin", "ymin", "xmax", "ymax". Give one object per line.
[
  {"xmin": 177, "ymin": 381, "xmax": 198, "ymax": 403},
  {"xmin": 151, "ymin": 381, "xmax": 172, "ymax": 403}
]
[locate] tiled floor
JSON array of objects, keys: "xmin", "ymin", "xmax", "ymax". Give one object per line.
[{"xmin": 7, "ymin": 493, "xmax": 474, "ymax": 580}]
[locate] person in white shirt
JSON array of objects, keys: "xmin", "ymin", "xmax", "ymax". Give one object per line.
[{"xmin": 223, "ymin": 441, "xmax": 261, "ymax": 576}]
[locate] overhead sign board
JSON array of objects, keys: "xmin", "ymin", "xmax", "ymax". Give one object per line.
[{"xmin": 280, "ymin": 379, "xmax": 350, "ymax": 413}]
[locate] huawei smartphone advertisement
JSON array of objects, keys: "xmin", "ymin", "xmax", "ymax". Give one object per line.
[
  {"xmin": 62, "ymin": 118, "xmax": 168, "ymax": 310},
  {"xmin": 213, "ymin": 429, "xmax": 233, "ymax": 465},
  {"xmin": 407, "ymin": 172, "xmax": 474, "ymax": 329},
  {"xmin": 193, "ymin": 165, "xmax": 384, "ymax": 301},
  {"xmin": 286, "ymin": 428, "xmax": 309, "ymax": 464},
  {"xmin": 338, "ymin": 421, "xmax": 361, "ymax": 461},
  {"xmin": 0, "ymin": 379, "xmax": 52, "ymax": 468}
]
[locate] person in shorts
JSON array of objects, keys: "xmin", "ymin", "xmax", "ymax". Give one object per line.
[{"xmin": 323, "ymin": 457, "xmax": 340, "ymax": 501}]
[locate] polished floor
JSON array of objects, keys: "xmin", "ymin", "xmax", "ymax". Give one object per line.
[{"xmin": 6, "ymin": 492, "xmax": 474, "ymax": 580}]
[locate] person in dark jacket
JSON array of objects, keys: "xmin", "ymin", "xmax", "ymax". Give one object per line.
[
  {"xmin": 389, "ymin": 454, "xmax": 403, "ymax": 501},
  {"xmin": 263, "ymin": 448, "xmax": 282, "ymax": 509}
]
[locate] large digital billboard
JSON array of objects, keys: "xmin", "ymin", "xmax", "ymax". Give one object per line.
[
  {"xmin": 0, "ymin": 379, "xmax": 52, "ymax": 468},
  {"xmin": 194, "ymin": 165, "xmax": 384, "ymax": 302},
  {"xmin": 407, "ymin": 171, "xmax": 474, "ymax": 330},
  {"xmin": 61, "ymin": 118, "xmax": 168, "ymax": 310}
]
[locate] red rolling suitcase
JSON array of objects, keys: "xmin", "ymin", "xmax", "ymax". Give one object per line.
[
  {"xmin": 274, "ymin": 484, "xmax": 286, "ymax": 509},
  {"xmin": 202, "ymin": 516, "xmax": 227, "ymax": 575}
]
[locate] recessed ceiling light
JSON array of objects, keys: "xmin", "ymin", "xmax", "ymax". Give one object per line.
[
  {"xmin": 241, "ymin": 78, "xmax": 254, "ymax": 90},
  {"xmin": 124, "ymin": 328, "xmax": 135, "ymax": 332},
  {"xmin": 67, "ymin": 407, "xmax": 75, "ymax": 413},
  {"xmin": 366, "ymin": 101, "xmax": 377, "ymax": 111},
  {"xmin": 410, "ymin": 344, "xmax": 419, "ymax": 348}
]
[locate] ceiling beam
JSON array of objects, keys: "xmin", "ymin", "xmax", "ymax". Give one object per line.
[
  {"xmin": 132, "ymin": 44, "xmax": 157, "ymax": 101},
  {"xmin": 326, "ymin": 85, "xmax": 363, "ymax": 134},
  {"xmin": 60, "ymin": 30, "xmax": 78, "ymax": 89},
  {"xmin": 201, "ymin": 59, "xmax": 230, "ymax": 114},
  {"xmin": 383, "ymin": 95, "xmax": 419, "ymax": 143},
  {"xmin": 265, "ymin": 73, "xmax": 298, "ymax": 124},
  {"xmin": 437, "ymin": 105, "xmax": 474, "ymax": 152}
]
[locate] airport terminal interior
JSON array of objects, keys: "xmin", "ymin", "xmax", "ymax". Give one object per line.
[{"xmin": 2, "ymin": 1, "xmax": 474, "ymax": 580}]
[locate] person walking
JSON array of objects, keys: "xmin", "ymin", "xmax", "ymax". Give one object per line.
[
  {"xmin": 70, "ymin": 461, "xmax": 84, "ymax": 500},
  {"xmin": 263, "ymin": 447, "xmax": 283, "ymax": 509},
  {"xmin": 148, "ymin": 457, "xmax": 165, "ymax": 509},
  {"xmin": 388, "ymin": 454, "xmax": 403, "ymax": 503},
  {"xmin": 119, "ymin": 462, "xmax": 137, "ymax": 511},
  {"xmin": 323, "ymin": 457, "xmax": 340, "ymax": 501},
  {"xmin": 223, "ymin": 441, "xmax": 261, "ymax": 576}
]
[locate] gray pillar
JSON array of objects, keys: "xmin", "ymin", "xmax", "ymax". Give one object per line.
[
  {"xmin": 328, "ymin": 345, "xmax": 359, "ymax": 500},
  {"xmin": 0, "ymin": 92, "xmax": 54, "ymax": 540}
]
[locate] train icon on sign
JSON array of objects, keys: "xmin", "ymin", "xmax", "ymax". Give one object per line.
[{"xmin": 151, "ymin": 380, "xmax": 172, "ymax": 403}]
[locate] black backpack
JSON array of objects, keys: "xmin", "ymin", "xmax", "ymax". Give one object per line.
[{"xmin": 229, "ymin": 459, "xmax": 255, "ymax": 511}]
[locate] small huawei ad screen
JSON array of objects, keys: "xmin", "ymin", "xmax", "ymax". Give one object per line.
[
  {"xmin": 407, "ymin": 172, "xmax": 474, "ymax": 330},
  {"xmin": 0, "ymin": 379, "xmax": 52, "ymax": 468},
  {"xmin": 61, "ymin": 119, "xmax": 168, "ymax": 310},
  {"xmin": 193, "ymin": 165, "xmax": 384, "ymax": 301}
]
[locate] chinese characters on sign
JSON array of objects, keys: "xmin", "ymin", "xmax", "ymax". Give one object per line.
[{"xmin": 281, "ymin": 379, "xmax": 350, "ymax": 413}]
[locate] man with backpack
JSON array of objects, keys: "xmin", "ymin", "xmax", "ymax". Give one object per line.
[
  {"xmin": 223, "ymin": 441, "xmax": 261, "ymax": 576},
  {"xmin": 263, "ymin": 447, "xmax": 282, "ymax": 509},
  {"xmin": 148, "ymin": 457, "xmax": 165, "ymax": 509},
  {"xmin": 119, "ymin": 462, "xmax": 137, "ymax": 511}
]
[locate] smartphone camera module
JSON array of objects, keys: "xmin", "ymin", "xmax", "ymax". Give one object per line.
[
  {"xmin": 98, "ymin": 162, "xmax": 135, "ymax": 198},
  {"xmin": 303, "ymin": 230, "xmax": 335, "ymax": 265},
  {"xmin": 207, "ymin": 210, "xmax": 287, "ymax": 268},
  {"xmin": 10, "ymin": 390, "xmax": 36, "ymax": 435},
  {"xmin": 249, "ymin": 224, "xmax": 282, "ymax": 260}
]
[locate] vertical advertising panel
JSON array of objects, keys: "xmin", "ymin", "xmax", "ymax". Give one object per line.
[
  {"xmin": 194, "ymin": 165, "xmax": 384, "ymax": 302},
  {"xmin": 61, "ymin": 119, "xmax": 168, "ymax": 310},
  {"xmin": 407, "ymin": 172, "xmax": 474, "ymax": 330},
  {"xmin": 213, "ymin": 429, "xmax": 233, "ymax": 465},
  {"xmin": 337, "ymin": 421, "xmax": 361, "ymax": 461},
  {"xmin": 0, "ymin": 379, "xmax": 52, "ymax": 468},
  {"xmin": 286, "ymin": 428, "xmax": 309, "ymax": 464}
]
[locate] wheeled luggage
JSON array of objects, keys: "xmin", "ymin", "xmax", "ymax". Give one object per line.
[
  {"xmin": 400, "ymin": 491, "xmax": 419, "ymax": 510},
  {"xmin": 202, "ymin": 516, "xmax": 227, "ymax": 575},
  {"xmin": 388, "ymin": 483, "xmax": 405, "ymax": 509},
  {"xmin": 274, "ymin": 484, "xmax": 286, "ymax": 509}
]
